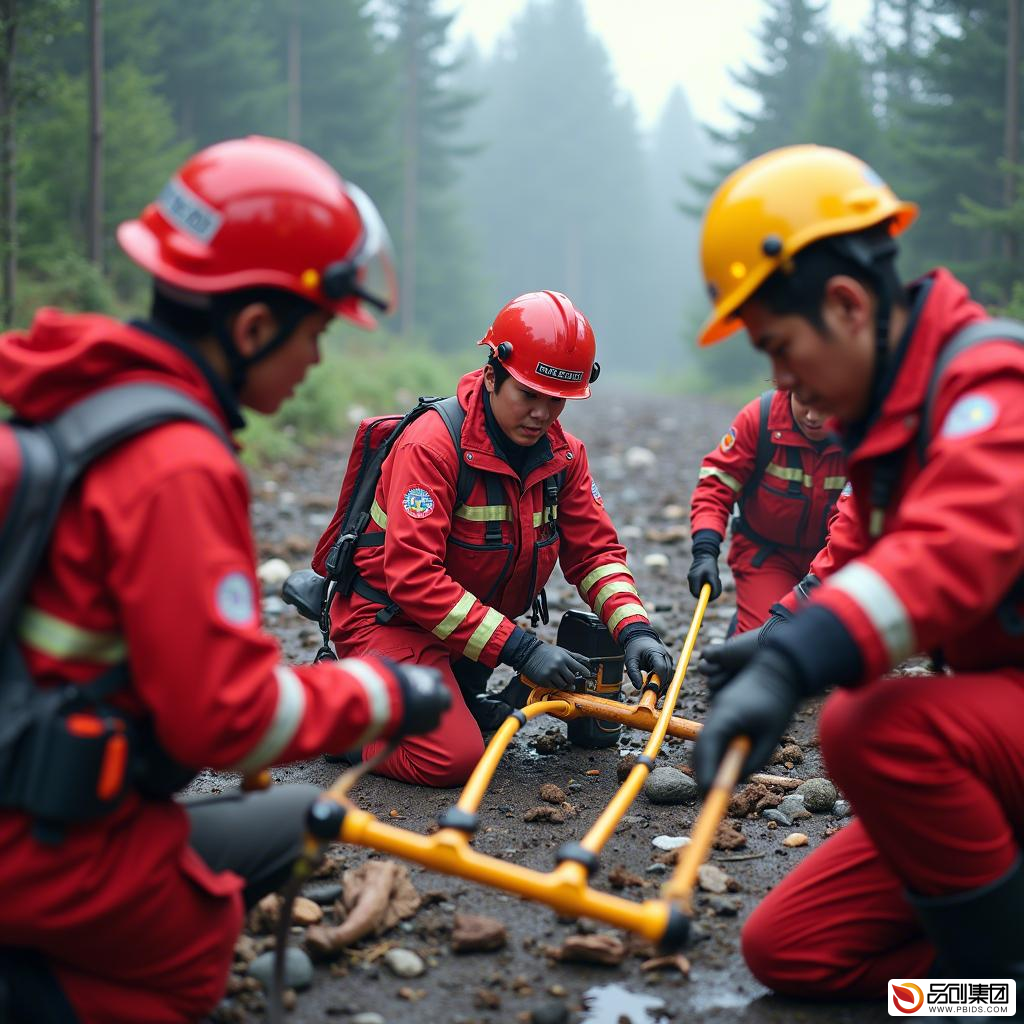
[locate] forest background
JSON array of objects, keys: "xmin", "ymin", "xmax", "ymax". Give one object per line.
[{"xmin": 3, "ymin": 0, "xmax": 1023, "ymax": 459}]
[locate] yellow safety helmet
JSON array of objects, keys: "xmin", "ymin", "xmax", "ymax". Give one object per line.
[{"xmin": 697, "ymin": 144, "xmax": 918, "ymax": 347}]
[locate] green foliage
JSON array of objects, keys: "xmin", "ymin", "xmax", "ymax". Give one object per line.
[{"xmin": 238, "ymin": 324, "xmax": 477, "ymax": 464}]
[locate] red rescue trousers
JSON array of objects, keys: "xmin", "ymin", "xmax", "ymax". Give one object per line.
[
  {"xmin": 728, "ymin": 535, "xmax": 814, "ymax": 635},
  {"xmin": 742, "ymin": 669, "xmax": 1024, "ymax": 997},
  {"xmin": 337, "ymin": 620, "xmax": 485, "ymax": 787}
]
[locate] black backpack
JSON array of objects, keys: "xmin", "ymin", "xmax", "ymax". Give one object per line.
[{"xmin": 0, "ymin": 383, "xmax": 232, "ymax": 840}]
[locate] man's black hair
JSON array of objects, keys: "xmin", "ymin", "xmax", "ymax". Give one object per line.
[
  {"xmin": 750, "ymin": 223, "xmax": 906, "ymax": 329},
  {"xmin": 151, "ymin": 283, "xmax": 319, "ymax": 341},
  {"xmin": 487, "ymin": 352, "xmax": 511, "ymax": 390}
]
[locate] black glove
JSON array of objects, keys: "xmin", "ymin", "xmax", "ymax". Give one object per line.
[
  {"xmin": 692, "ymin": 649, "xmax": 804, "ymax": 793},
  {"xmin": 391, "ymin": 662, "xmax": 452, "ymax": 737},
  {"xmin": 698, "ymin": 629, "xmax": 761, "ymax": 694},
  {"xmin": 620, "ymin": 626, "xmax": 675, "ymax": 692},
  {"xmin": 513, "ymin": 636, "xmax": 594, "ymax": 689},
  {"xmin": 687, "ymin": 529, "xmax": 723, "ymax": 601}
]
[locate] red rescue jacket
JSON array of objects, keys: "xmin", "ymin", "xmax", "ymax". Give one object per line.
[
  {"xmin": 0, "ymin": 311, "xmax": 405, "ymax": 1014},
  {"xmin": 778, "ymin": 269, "xmax": 1024, "ymax": 681},
  {"xmin": 691, "ymin": 389, "xmax": 846, "ymax": 559},
  {"xmin": 319, "ymin": 369, "xmax": 651, "ymax": 663}
]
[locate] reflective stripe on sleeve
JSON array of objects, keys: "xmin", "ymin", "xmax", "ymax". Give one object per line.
[
  {"xmin": 432, "ymin": 592, "xmax": 476, "ymax": 640},
  {"xmin": 454, "ymin": 504, "xmax": 513, "ymax": 522},
  {"xmin": 17, "ymin": 606, "xmax": 126, "ymax": 664},
  {"xmin": 580, "ymin": 562, "xmax": 633, "ymax": 596},
  {"xmin": 229, "ymin": 665, "xmax": 307, "ymax": 773},
  {"xmin": 592, "ymin": 579, "xmax": 640, "ymax": 616},
  {"xmin": 828, "ymin": 562, "xmax": 915, "ymax": 665},
  {"xmin": 464, "ymin": 608, "xmax": 505, "ymax": 662},
  {"xmin": 699, "ymin": 465, "xmax": 742, "ymax": 493},
  {"xmin": 606, "ymin": 602, "xmax": 649, "ymax": 633},
  {"xmin": 338, "ymin": 657, "xmax": 395, "ymax": 747},
  {"xmin": 824, "ymin": 476, "xmax": 847, "ymax": 490},
  {"xmin": 370, "ymin": 500, "xmax": 388, "ymax": 530}
]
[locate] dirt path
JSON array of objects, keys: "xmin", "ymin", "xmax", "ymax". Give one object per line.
[{"xmin": 204, "ymin": 390, "xmax": 889, "ymax": 1024}]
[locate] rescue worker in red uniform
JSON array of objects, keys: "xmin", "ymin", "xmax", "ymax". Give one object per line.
[
  {"xmin": 692, "ymin": 145, "xmax": 1024, "ymax": 997},
  {"xmin": 315, "ymin": 291, "xmax": 675, "ymax": 787},
  {"xmin": 688, "ymin": 389, "xmax": 845, "ymax": 634},
  {"xmin": 0, "ymin": 137, "xmax": 450, "ymax": 1024}
]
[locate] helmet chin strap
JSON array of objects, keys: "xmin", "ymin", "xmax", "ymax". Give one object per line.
[{"xmin": 212, "ymin": 303, "xmax": 313, "ymax": 395}]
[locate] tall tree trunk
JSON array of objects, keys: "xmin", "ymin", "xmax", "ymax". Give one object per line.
[
  {"xmin": 1005, "ymin": 0, "xmax": 1021, "ymax": 262},
  {"xmin": 0, "ymin": 0, "xmax": 16, "ymax": 326},
  {"xmin": 287, "ymin": 0, "xmax": 301, "ymax": 142},
  {"xmin": 400, "ymin": 7, "xmax": 418, "ymax": 336},
  {"xmin": 87, "ymin": 0, "xmax": 103, "ymax": 267}
]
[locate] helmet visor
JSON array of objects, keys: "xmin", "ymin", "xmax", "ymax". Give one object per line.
[{"xmin": 345, "ymin": 181, "xmax": 397, "ymax": 316}]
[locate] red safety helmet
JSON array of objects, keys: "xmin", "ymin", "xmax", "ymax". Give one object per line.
[
  {"xmin": 117, "ymin": 135, "xmax": 396, "ymax": 329},
  {"xmin": 478, "ymin": 291, "xmax": 599, "ymax": 399}
]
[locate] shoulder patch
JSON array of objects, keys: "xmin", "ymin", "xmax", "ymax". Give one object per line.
[
  {"xmin": 402, "ymin": 486, "xmax": 435, "ymax": 519},
  {"xmin": 940, "ymin": 393, "xmax": 998, "ymax": 440},
  {"xmin": 591, "ymin": 479, "xmax": 603, "ymax": 505},
  {"xmin": 215, "ymin": 571, "xmax": 257, "ymax": 628},
  {"xmin": 720, "ymin": 427, "xmax": 737, "ymax": 453}
]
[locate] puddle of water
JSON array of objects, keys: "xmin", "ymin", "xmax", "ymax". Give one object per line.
[
  {"xmin": 687, "ymin": 966, "xmax": 765, "ymax": 1013},
  {"xmin": 579, "ymin": 982, "xmax": 669, "ymax": 1024}
]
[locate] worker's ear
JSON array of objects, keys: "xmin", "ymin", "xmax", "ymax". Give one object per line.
[{"xmin": 231, "ymin": 303, "xmax": 277, "ymax": 358}]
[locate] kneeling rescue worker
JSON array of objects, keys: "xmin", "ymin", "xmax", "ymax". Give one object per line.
[
  {"xmin": 692, "ymin": 144, "xmax": 1024, "ymax": 994},
  {"xmin": 313, "ymin": 291, "xmax": 675, "ymax": 787},
  {"xmin": 688, "ymin": 387, "xmax": 845, "ymax": 634},
  {"xmin": 0, "ymin": 137, "xmax": 450, "ymax": 1023}
]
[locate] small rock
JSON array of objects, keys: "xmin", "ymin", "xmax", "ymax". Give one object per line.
[
  {"xmin": 474, "ymin": 988, "xmax": 501, "ymax": 1009},
  {"xmin": 645, "ymin": 863, "xmax": 668, "ymax": 874},
  {"xmin": 833, "ymin": 799, "xmax": 852, "ymax": 818},
  {"xmin": 539, "ymin": 783, "xmax": 567, "ymax": 804},
  {"xmin": 770, "ymin": 743, "xmax": 804, "ymax": 766},
  {"xmin": 549, "ymin": 933, "xmax": 627, "ymax": 965},
  {"xmin": 651, "ymin": 834, "xmax": 691, "ymax": 851},
  {"xmin": 712, "ymin": 820, "xmax": 746, "ymax": 851},
  {"xmin": 247, "ymin": 947, "xmax": 313, "ymax": 991},
  {"xmin": 624, "ymin": 446, "xmax": 657, "ymax": 468},
  {"xmin": 778, "ymin": 794, "xmax": 811, "ymax": 820},
  {"xmin": 783, "ymin": 832, "xmax": 809, "ymax": 848},
  {"xmin": 530, "ymin": 1002, "xmax": 569, "ymax": 1024},
  {"xmin": 523, "ymin": 805, "xmax": 566, "ymax": 823},
  {"xmin": 607, "ymin": 864, "xmax": 644, "ymax": 889},
  {"xmin": 383, "ymin": 948, "xmax": 425, "ymax": 979},
  {"xmin": 303, "ymin": 882, "xmax": 343, "ymax": 905},
  {"xmin": 642, "ymin": 552, "xmax": 670, "ymax": 572},
  {"xmin": 644, "ymin": 767, "xmax": 699, "ymax": 805},
  {"xmin": 796, "ymin": 778, "xmax": 838, "ymax": 813},
  {"xmin": 729, "ymin": 782, "xmax": 782, "ymax": 818},
  {"xmin": 762, "ymin": 808, "xmax": 792, "ymax": 827},
  {"xmin": 351, "ymin": 1015, "xmax": 385, "ymax": 1024},
  {"xmin": 262, "ymin": 595, "xmax": 287, "ymax": 616},
  {"xmin": 256, "ymin": 558, "xmax": 291, "ymax": 587},
  {"xmin": 291, "ymin": 896, "xmax": 323, "ymax": 926},
  {"xmin": 696, "ymin": 863, "xmax": 730, "ymax": 894},
  {"xmin": 617, "ymin": 754, "xmax": 638, "ymax": 782},
  {"xmin": 707, "ymin": 895, "xmax": 739, "ymax": 917},
  {"xmin": 661, "ymin": 503, "xmax": 686, "ymax": 520},
  {"xmin": 451, "ymin": 913, "xmax": 507, "ymax": 953}
]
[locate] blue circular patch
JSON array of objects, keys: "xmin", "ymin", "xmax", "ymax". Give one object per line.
[
  {"xmin": 940, "ymin": 394, "xmax": 998, "ymax": 439},
  {"xmin": 402, "ymin": 486, "xmax": 435, "ymax": 519},
  {"xmin": 215, "ymin": 571, "xmax": 256, "ymax": 627}
]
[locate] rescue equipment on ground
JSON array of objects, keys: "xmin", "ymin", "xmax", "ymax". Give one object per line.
[
  {"xmin": 0, "ymin": 384, "xmax": 232, "ymax": 842},
  {"xmin": 558, "ymin": 610, "xmax": 625, "ymax": 749},
  {"xmin": 284, "ymin": 394, "xmax": 562, "ymax": 658},
  {"xmin": 266, "ymin": 584, "xmax": 747, "ymax": 1022}
]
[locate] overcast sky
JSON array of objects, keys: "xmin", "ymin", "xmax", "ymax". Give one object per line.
[{"xmin": 443, "ymin": 0, "xmax": 873, "ymax": 131}]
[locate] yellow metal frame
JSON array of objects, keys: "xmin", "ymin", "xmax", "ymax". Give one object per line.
[{"xmin": 307, "ymin": 585, "xmax": 748, "ymax": 948}]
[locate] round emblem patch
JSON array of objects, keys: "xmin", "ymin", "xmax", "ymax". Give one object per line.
[
  {"xmin": 402, "ymin": 486, "xmax": 435, "ymax": 519},
  {"xmin": 841, "ymin": 481, "xmax": 853, "ymax": 498},
  {"xmin": 720, "ymin": 427, "xmax": 737, "ymax": 453},
  {"xmin": 591, "ymin": 479, "xmax": 603, "ymax": 504},
  {"xmin": 940, "ymin": 393, "xmax": 998, "ymax": 439},
  {"xmin": 215, "ymin": 571, "xmax": 256, "ymax": 627}
]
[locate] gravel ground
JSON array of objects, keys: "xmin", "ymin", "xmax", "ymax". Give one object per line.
[{"xmin": 199, "ymin": 389, "xmax": 890, "ymax": 1024}]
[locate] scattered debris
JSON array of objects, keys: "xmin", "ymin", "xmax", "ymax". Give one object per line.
[
  {"xmin": 607, "ymin": 864, "xmax": 645, "ymax": 889},
  {"xmin": 539, "ymin": 783, "xmax": 567, "ymax": 804},
  {"xmin": 728, "ymin": 782, "xmax": 782, "ymax": 818},
  {"xmin": 770, "ymin": 743, "xmax": 804, "ymax": 766},
  {"xmin": 451, "ymin": 913, "xmax": 507, "ymax": 953},
  {"xmin": 651, "ymin": 834, "xmax": 691, "ymax": 851},
  {"xmin": 696, "ymin": 863, "xmax": 730, "ymax": 894},
  {"xmin": 547, "ymin": 933, "xmax": 628, "ymax": 966},
  {"xmin": 305, "ymin": 860, "xmax": 420, "ymax": 958},
  {"xmin": 640, "ymin": 952, "xmax": 692, "ymax": 976},
  {"xmin": 523, "ymin": 805, "xmax": 568, "ymax": 823},
  {"xmin": 783, "ymin": 832, "xmax": 809, "ymax": 848},
  {"xmin": 712, "ymin": 820, "xmax": 746, "ymax": 851}
]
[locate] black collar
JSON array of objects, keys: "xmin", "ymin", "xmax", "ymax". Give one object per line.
[{"xmin": 129, "ymin": 318, "xmax": 246, "ymax": 432}]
